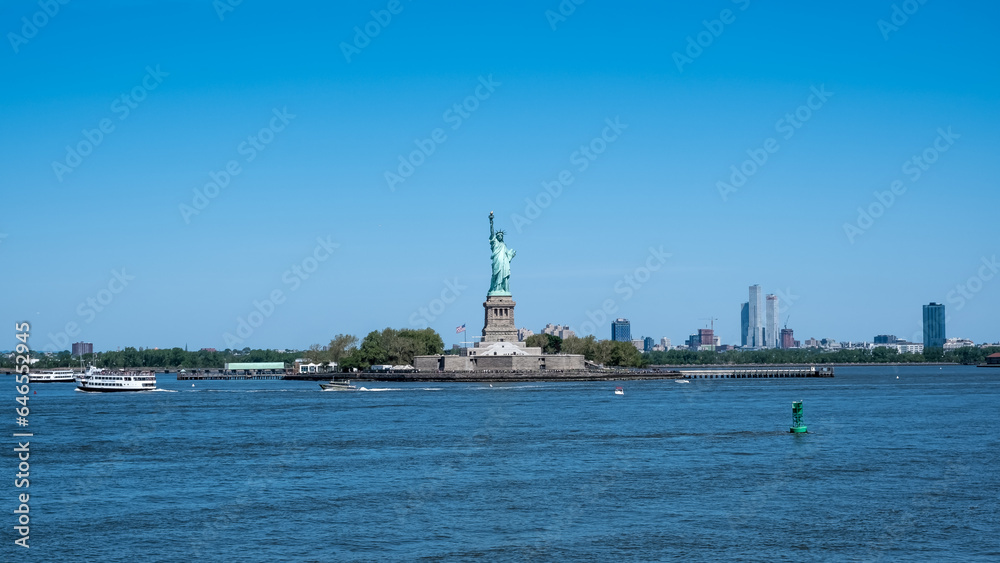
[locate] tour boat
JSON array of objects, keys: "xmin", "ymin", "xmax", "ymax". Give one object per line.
[
  {"xmin": 614, "ymin": 387, "xmax": 624, "ymax": 395},
  {"xmin": 320, "ymin": 379, "xmax": 357, "ymax": 391},
  {"xmin": 76, "ymin": 366, "xmax": 156, "ymax": 392},
  {"xmin": 29, "ymin": 369, "xmax": 77, "ymax": 383}
]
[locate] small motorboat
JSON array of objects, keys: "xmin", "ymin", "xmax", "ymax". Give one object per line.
[
  {"xmin": 614, "ymin": 387, "xmax": 624, "ymax": 395},
  {"xmin": 320, "ymin": 379, "xmax": 357, "ymax": 391},
  {"xmin": 675, "ymin": 379, "xmax": 690, "ymax": 383}
]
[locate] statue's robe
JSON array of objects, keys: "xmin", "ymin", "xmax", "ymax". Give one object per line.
[{"xmin": 490, "ymin": 234, "xmax": 515, "ymax": 293}]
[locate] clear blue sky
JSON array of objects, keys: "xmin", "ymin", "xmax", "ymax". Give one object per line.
[{"xmin": 2, "ymin": 0, "xmax": 998, "ymax": 351}]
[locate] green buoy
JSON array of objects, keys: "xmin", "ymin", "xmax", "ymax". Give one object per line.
[{"xmin": 789, "ymin": 400, "xmax": 807, "ymax": 433}]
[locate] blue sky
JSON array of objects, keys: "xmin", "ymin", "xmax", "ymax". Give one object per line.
[{"xmin": 2, "ymin": 0, "xmax": 998, "ymax": 351}]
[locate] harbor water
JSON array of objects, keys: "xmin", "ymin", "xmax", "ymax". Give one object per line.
[{"xmin": 7, "ymin": 365, "xmax": 999, "ymax": 561}]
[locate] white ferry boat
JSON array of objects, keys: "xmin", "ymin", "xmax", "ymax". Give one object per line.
[
  {"xmin": 29, "ymin": 369, "xmax": 77, "ymax": 383},
  {"xmin": 76, "ymin": 366, "xmax": 156, "ymax": 392}
]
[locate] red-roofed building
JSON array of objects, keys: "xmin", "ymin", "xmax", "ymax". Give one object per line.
[{"xmin": 986, "ymin": 353, "xmax": 1000, "ymax": 366}]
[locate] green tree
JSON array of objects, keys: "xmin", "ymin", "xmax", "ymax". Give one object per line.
[
  {"xmin": 525, "ymin": 334, "xmax": 562, "ymax": 354},
  {"xmin": 594, "ymin": 340, "xmax": 644, "ymax": 367},
  {"xmin": 398, "ymin": 328, "xmax": 444, "ymax": 359},
  {"xmin": 562, "ymin": 335, "xmax": 597, "ymax": 361},
  {"xmin": 357, "ymin": 330, "xmax": 390, "ymax": 366},
  {"xmin": 923, "ymin": 347, "xmax": 945, "ymax": 362}
]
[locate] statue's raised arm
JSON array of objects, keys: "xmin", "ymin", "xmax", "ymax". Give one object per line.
[{"xmin": 489, "ymin": 211, "xmax": 495, "ymax": 239}]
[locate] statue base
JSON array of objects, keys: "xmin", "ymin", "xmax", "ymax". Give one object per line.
[{"xmin": 482, "ymin": 295, "xmax": 518, "ymax": 343}]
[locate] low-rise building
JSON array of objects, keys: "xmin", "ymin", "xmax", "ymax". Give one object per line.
[
  {"xmin": 943, "ymin": 338, "xmax": 975, "ymax": 351},
  {"xmin": 541, "ymin": 324, "xmax": 576, "ymax": 339}
]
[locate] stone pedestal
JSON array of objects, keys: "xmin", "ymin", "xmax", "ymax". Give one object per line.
[{"xmin": 482, "ymin": 295, "xmax": 518, "ymax": 343}]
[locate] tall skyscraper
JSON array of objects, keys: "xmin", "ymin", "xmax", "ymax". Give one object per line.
[
  {"xmin": 923, "ymin": 303, "xmax": 946, "ymax": 348},
  {"xmin": 780, "ymin": 328, "xmax": 795, "ymax": 349},
  {"xmin": 748, "ymin": 285, "xmax": 763, "ymax": 348},
  {"xmin": 611, "ymin": 318, "xmax": 631, "ymax": 342},
  {"xmin": 72, "ymin": 342, "xmax": 93, "ymax": 357},
  {"xmin": 740, "ymin": 302, "xmax": 749, "ymax": 347},
  {"xmin": 765, "ymin": 294, "xmax": 779, "ymax": 349},
  {"xmin": 698, "ymin": 329, "xmax": 715, "ymax": 349}
]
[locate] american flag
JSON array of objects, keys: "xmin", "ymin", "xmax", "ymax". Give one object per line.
[{"xmin": 455, "ymin": 324, "xmax": 466, "ymax": 334}]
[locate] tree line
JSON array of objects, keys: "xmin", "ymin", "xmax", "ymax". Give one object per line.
[
  {"xmin": 8, "ymin": 334, "xmax": 995, "ymax": 371},
  {"xmin": 304, "ymin": 328, "xmax": 444, "ymax": 370},
  {"xmin": 7, "ymin": 347, "xmax": 301, "ymax": 370}
]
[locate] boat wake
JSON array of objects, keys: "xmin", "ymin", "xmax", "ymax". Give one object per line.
[{"xmin": 357, "ymin": 387, "xmax": 444, "ymax": 392}]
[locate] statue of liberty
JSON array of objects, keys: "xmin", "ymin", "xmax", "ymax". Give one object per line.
[{"xmin": 488, "ymin": 211, "xmax": 515, "ymax": 296}]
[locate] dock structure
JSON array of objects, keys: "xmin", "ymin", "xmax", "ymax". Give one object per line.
[
  {"xmin": 674, "ymin": 366, "xmax": 834, "ymax": 379},
  {"xmin": 177, "ymin": 370, "xmax": 284, "ymax": 381}
]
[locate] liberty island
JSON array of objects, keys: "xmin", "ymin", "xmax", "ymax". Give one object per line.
[{"xmin": 414, "ymin": 212, "xmax": 587, "ymax": 373}]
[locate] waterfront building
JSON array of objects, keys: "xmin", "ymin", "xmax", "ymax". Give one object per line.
[
  {"xmin": 943, "ymin": 338, "xmax": 975, "ymax": 351},
  {"xmin": 632, "ymin": 339, "xmax": 645, "ymax": 351},
  {"xmin": 874, "ymin": 334, "xmax": 898, "ymax": 344},
  {"xmin": 804, "ymin": 338, "xmax": 820, "ymax": 348},
  {"xmin": 923, "ymin": 303, "xmax": 946, "ymax": 349},
  {"xmin": 542, "ymin": 324, "xmax": 576, "ymax": 339},
  {"xmin": 740, "ymin": 302, "xmax": 749, "ymax": 347},
  {"xmin": 748, "ymin": 285, "xmax": 763, "ymax": 348},
  {"xmin": 660, "ymin": 337, "xmax": 671, "ymax": 350},
  {"xmin": 765, "ymin": 295, "xmax": 779, "ymax": 349},
  {"xmin": 72, "ymin": 341, "xmax": 94, "ymax": 357},
  {"xmin": 612, "ymin": 318, "xmax": 631, "ymax": 342},
  {"xmin": 780, "ymin": 328, "xmax": 795, "ymax": 349},
  {"xmin": 643, "ymin": 337, "xmax": 654, "ymax": 352}
]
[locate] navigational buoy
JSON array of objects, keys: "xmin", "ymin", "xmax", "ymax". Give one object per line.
[{"xmin": 789, "ymin": 400, "xmax": 807, "ymax": 433}]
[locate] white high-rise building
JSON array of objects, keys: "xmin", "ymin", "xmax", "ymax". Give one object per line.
[
  {"xmin": 765, "ymin": 294, "xmax": 779, "ymax": 349},
  {"xmin": 660, "ymin": 337, "xmax": 671, "ymax": 350},
  {"xmin": 748, "ymin": 285, "xmax": 764, "ymax": 348}
]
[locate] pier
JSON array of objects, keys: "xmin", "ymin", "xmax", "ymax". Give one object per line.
[
  {"xmin": 176, "ymin": 370, "xmax": 284, "ymax": 381},
  {"xmin": 672, "ymin": 366, "xmax": 834, "ymax": 379}
]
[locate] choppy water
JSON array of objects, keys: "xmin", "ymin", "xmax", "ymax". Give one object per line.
[{"xmin": 6, "ymin": 365, "xmax": 999, "ymax": 561}]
